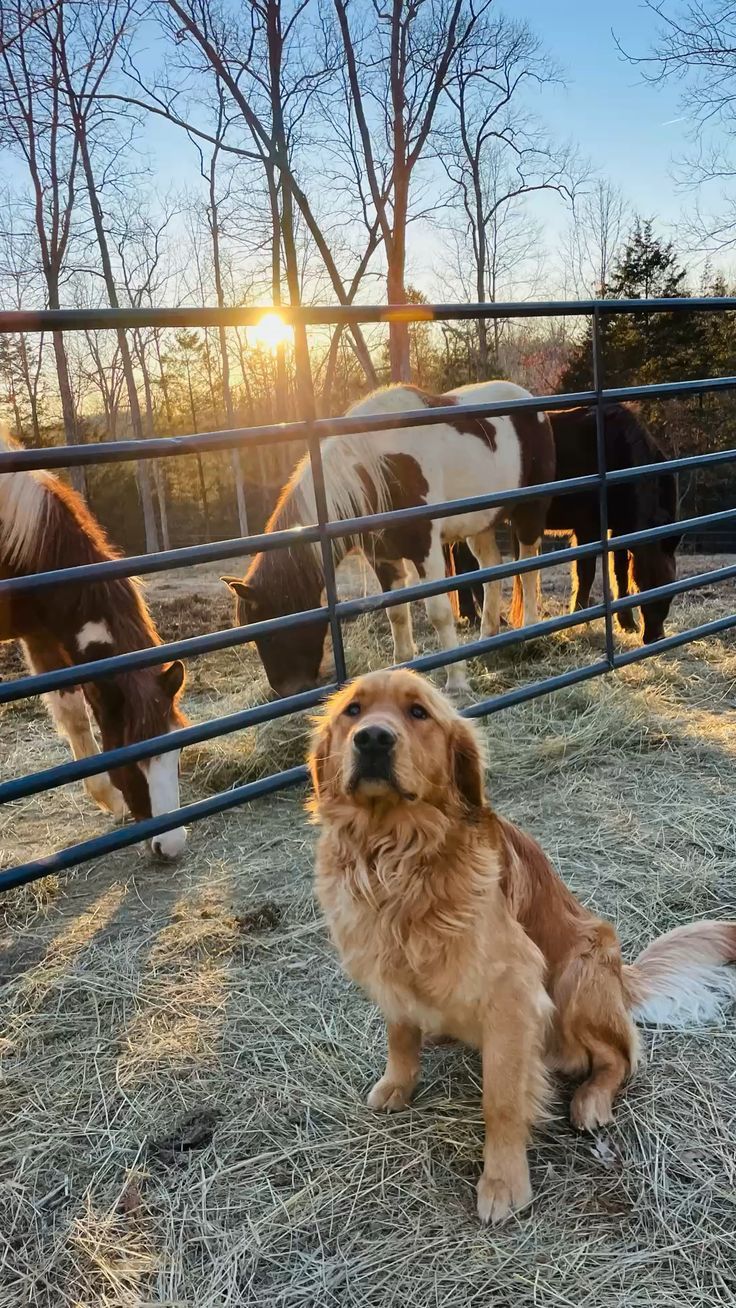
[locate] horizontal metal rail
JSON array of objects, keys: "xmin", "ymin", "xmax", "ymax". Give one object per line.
[
  {"xmin": 4, "ymin": 375, "xmax": 736, "ymax": 475},
  {"xmin": 0, "ymin": 602, "xmax": 607, "ymax": 803},
  {"xmin": 2, "ymin": 295, "xmax": 736, "ymax": 335},
  {"xmin": 14, "ymin": 597, "xmax": 724, "ymax": 892},
  {"xmin": 1, "ymin": 496, "xmax": 729, "ymax": 708},
  {"xmin": 0, "ymin": 766, "xmax": 309, "ymax": 892},
  {"xmin": 0, "ymin": 607, "xmax": 329, "ymax": 705},
  {"xmin": 3, "ymin": 443, "xmax": 734, "ymax": 602},
  {"xmin": 0, "ymin": 682, "xmax": 333, "ymax": 805}
]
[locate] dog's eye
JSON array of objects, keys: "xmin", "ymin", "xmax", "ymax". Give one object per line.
[
  {"xmin": 409, "ymin": 703, "xmax": 429, "ymax": 720},
  {"xmin": 344, "ymin": 701, "xmax": 361, "ymax": 717}
]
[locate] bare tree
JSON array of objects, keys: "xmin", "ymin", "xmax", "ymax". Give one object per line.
[
  {"xmin": 49, "ymin": 0, "xmax": 160, "ymax": 549},
  {"xmin": 565, "ymin": 179, "xmax": 629, "ymax": 296},
  {"xmin": 624, "ymin": 1, "xmax": 736, "ymax": 250},
  {"xmin": 0, "ymin": 0, "xmax": 83, "ymax": 488},
  {"xmin": 0, "ymin": 192, "xmax": 47, "ymax": 441},
  {"xmin": 440, "ymin": 15, "xmax": 576, "ymax": 375},
  {"xmin": 332, "ymin": 0, "xmax": 491, "ymax": 379},
  {"xmin": 111, "ymin": 1, "xmax": 385, "ymax": 399}
]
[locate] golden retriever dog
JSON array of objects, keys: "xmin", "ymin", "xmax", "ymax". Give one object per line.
[{"xmin": 308, "ymin": 668, "xmax": 736, "ymax": 1224}]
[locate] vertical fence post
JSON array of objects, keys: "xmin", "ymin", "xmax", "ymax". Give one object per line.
[
  {"xmin": 592, "ymin": 305, "xmax": 615, "ymax": 669},
  {"xmin": 307, "ymin": 431, "xmax": 348, "ymax": 685}
]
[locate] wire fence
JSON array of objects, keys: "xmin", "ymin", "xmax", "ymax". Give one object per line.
[{"xmin": 2, "ymin": 297, "xmax": 736, "ymax": 893}]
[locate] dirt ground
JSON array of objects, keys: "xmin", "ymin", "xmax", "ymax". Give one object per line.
[{"xmin": 1, "ymin": 553, "xmax": 735, "ymax": 1306}]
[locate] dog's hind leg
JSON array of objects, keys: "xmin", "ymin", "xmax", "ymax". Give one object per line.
[
  {"xmin": 550, "ymin": 924, "xmax": 639, "ymax": 1132},
  {"xmin": 367, "ymin": 1020, "xmax": 422, "ymax": 1112}
]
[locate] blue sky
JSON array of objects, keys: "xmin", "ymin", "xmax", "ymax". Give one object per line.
[
  {"xmin": 2, "ymin": 0, "xmax": 705, "ymax": 300},
  {"xmin": 513, "ymin": 0, "xmax": 685, "ymax": 223}
]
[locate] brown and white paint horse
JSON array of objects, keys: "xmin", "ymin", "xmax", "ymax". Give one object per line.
[
  {"xmin": 223, "ymin": 381, "xmax": 555, "ymax": 697},
  {"xmin": 0, "ymin": 430, "xmax": 187, "ymax": 859}
]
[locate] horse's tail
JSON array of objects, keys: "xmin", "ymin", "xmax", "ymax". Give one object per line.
[
  {"xmin": 0, "ymin": 425, "xmax": 51, "ymax": 569},
  {"xmin": 509, "ymin": 528, "xmax": 525, "ymax": 628},
  {"xmin": 624, "ymin": 920, "xmax": 736, "ymax": 1026}
]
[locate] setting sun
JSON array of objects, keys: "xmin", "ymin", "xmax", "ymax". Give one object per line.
[{"xmin": 250, "ymin": 312, "xmax": 293, "ymax": 351}]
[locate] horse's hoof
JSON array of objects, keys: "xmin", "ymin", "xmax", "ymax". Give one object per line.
[{"xmin": 617, "ymin": 613, "xmax": 640, "ymax": 634}]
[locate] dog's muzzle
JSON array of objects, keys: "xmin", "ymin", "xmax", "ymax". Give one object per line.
[{"xmin": 351, "ymin": 723, "xmax": 396, "ymax": 783}]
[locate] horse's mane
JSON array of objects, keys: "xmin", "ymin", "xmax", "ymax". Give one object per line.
[
  {"xmin": 1, "ymin": 426, "xmax": 161, "ymax": 652},
  {"xmin": 247, "ymin": 387, "xmax": 433, "ymax": 597},
  {"xmin": 602, "ymin": 403, "xmax": 679, "ymax": 529}
]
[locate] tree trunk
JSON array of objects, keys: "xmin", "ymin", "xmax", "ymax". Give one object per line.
[
  {"xmin": 266, "ymin": 0, "xmax": 314, "ymax": 420},
  {"xmin": 137, "ymin": 336, "xmax": 171, "ymax": 551},
  {"xmin": 73, "ymin": 116, "xmax": 159, "ymax": 551},
  {"xmin": 18, "ymin": 332, "xmax": 42, "ymax": 444},
  {"xmin": 209, "ymin": 154, "xmax": 249, "ymax": 534},
  {"xmin": 321, "ymin": 326, "xmax": 344, "ymax": 415},
  {"xmin": 50, "ymin": 327, "xmax": 85, "ymax": 494},
  {"xmin": 387, "ymin": 173, "xmax": 411, "ymax": 382}
]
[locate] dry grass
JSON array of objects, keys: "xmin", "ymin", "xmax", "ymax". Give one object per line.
[{"xmin": 1, "ymin": 556, "xmax": 736, "ymax": 1306}]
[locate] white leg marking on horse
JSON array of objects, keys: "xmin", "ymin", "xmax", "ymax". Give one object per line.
[
  {"xmin": 422, "ymin": 538, "xmax": 469, "ymax": 694},
  {"xmin": 518, "ymin": 539, "xmax": 541, "ymax": 626},
  {"xmin": 141, "ymin": 745, "xmax": 187, "ymax": 859},
  {"xmin": 45, "ymin": 688, "xmax": 127, "ymax": 818},
  {"xmin": 76, "ymin": 620, "xmax": 114, "ymax": 650},
  {"xmin": 469, "ymin": 529, "xmax": 502, "ymax": 639},
  {"xmin": 387, "ymin": 564, "xmax": 416, "ymax": 662}
]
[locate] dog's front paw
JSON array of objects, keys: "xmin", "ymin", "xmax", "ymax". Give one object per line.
[
  {"xmin": 367, "ymin": 1076, "xmax": 413, "ymax": 1112},
  {"xmin": 476, "ymin": 1155, "xmax": 532, "ymax": 1225}
]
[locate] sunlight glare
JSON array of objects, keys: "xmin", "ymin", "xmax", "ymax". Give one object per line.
[{"xmin": 250, "ymin": 312, "xmax": 292, "ymax": 351}]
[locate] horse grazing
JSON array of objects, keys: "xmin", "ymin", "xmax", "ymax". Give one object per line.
[
  {"xmin": 223, "ymin": 381, "xmax": 555, "ymax": 697},
  {"xmin": 453, "ymin": 403, "xmax": 680, "ymax": 645},
  {"xmin": 0, "ymin": 430, "xmax": 187, "ymax": 859}
]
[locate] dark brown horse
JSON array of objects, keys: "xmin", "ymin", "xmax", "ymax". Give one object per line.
[
  {"xmin": 0, "ymin": 429, "xmax": 187, "ymax": 858},
  {"xmin": 452, "ymin": 404, "xmax": 680, "ymax": 645}
]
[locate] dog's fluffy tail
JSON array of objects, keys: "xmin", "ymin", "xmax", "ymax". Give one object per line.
[{"xmin": 624, "ymin": 920, "xmax": 736, "ymax": 1026}]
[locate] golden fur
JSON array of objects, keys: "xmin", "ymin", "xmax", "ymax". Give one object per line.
[{"xmin": 308, "ymin": 669, "xmax": 736, "ymax": 1224}]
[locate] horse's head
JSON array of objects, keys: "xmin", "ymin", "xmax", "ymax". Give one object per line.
[
  {"xmin": 96, "ymin": 659, "xmax": 188, "ymax": 859},
  {"xmin": 222, "ymin": 575, "xmax": 331, "ymax": 698},
  {"xmin": 635, "ymin": 535, "xmax": 680, "ymax": 645}
]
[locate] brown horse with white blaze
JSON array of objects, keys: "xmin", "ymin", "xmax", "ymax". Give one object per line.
[
  {"xmin": 223, "ymin": 382, "xmax": 555, "ymax": 698},
  {"xmin": 0, "ymin": 429, "xmax": 187, "ymax": 859}
]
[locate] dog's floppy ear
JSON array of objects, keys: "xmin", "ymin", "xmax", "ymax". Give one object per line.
[
  {"xmin": 308, "ymin": 721, "xmax": 333, "ymax": 802},
  {"xmin": 451, "ymin": 718, "xmax": 485, "ymax": 809}
]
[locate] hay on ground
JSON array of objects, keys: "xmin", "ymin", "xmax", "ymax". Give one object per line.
[{"xmin": 0, "ymin": 559, "xmax": 735, "ymax": 1306}]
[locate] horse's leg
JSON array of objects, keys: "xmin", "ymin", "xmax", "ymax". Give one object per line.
[
  {"xmin": 451, "ymin": 542, "xmax": 483, "ymax": 625},
  {"xmin": 516, "ymin": 539, "xmax": 542, "ymax": 626},
  {"xmin": 375, "ymin": 558, "xmax": 416, "ymax": 663},
  {"xmin": 571, "ymin": 543, "xmax": 597, "ymax": 614},
  {"xmin": 22, "ymin": 636, "xmax": 127, "ymax": 819},
  {"xmin": 509, "ymin": 501, "xmax": 549, "ymax": 628},
  {"xmin": 421, "ymin": 536, "xmax": 470, "ymax": 695},
  {"xmin": 467, "ymin": 529, "xmax": 502, "ymax": 639},
  {"xmin": 613, "ymin": 550, "xmax": 639, "ymax": 633}
]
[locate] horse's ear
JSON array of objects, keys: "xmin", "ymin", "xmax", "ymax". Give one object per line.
[
  {"xmin": 221, "ymin": 576, "xmax": 254, "ymax": 605},
  {"xmin": 451, "ymin": 719, "xmax": 485, "ymax": 810},
  {"xmin": 160, "ymin": 659, "xmax": 185, "ymax": 699}
]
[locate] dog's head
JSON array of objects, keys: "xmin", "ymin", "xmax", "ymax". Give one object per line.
[{"xmin": 308, "ymin": 669, "xmax": 486, "ymax": 814}]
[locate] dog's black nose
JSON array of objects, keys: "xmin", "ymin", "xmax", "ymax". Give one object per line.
[{"xmin": 354, "ymin": 724, "xmax": 396, "ymax": 753}]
